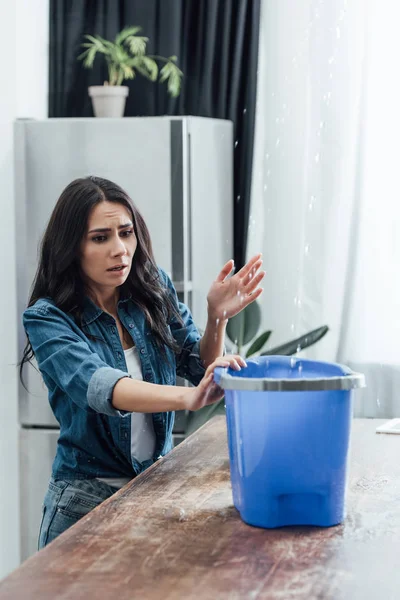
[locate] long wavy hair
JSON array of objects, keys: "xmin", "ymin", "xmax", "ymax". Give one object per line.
[{"xmin": 20, "ymin": 176, "xmax": 183, "ymax": 379}]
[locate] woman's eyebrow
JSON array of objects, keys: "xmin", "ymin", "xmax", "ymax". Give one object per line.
[{"xmin": 88, "ymin": 222, "xmax": 133, "ymax": 234}]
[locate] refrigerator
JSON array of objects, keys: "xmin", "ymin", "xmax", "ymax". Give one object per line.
[{"xmin": 15, "ymin": 116, "xmax": 233, "ymax": 561}]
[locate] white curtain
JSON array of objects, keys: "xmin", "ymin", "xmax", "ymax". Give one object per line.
[{"xmin": 249, "ymin": 0, "xmax": 400, "ymax": 416}]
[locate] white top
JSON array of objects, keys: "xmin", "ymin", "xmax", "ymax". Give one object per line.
[
  {"xmin": 97, "ymin": 345, "xmax": 156, "ymax": 490},
  {"xmin": 124, "ymin": 345, "xmax": 156, "ymax": 463}
]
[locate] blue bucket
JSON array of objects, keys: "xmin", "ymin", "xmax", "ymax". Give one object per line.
[{"xmin": 214, "ymin": 356, "xmax": 365, "ymax": 528}]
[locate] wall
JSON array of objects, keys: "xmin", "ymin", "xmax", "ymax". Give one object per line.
[{"xmin": 0, "ymin": 0, "xmax": 49, "ymax": 579}]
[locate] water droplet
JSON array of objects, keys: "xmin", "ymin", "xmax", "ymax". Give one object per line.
[
  {"xmin": 294, "ymin": 296, "xmax": 298, "ymax": 305},
  {"xmin": 315, "ymin": 153, "xmax": 320, "ymax": 163},
  {"xmin": 296, "ymin": 344, "xmax": 301, "ymax": 354},
  {"xmin": 336, "ymin": 26, "xmax": 341, "ymax": 39},
  {"xmin": 328, "ymin": 56, "xmax": 334, "ymax": 65},
  {"xmin": 237, "ymin": 290, "xmax": 241, "ymax": 296},
  {"xmin": 215, "ymin": 318, "xmax": 220, "ymax": 327},
  {"xmin": 265, "ymin": 153, "xmax": 270, "ymax": 161},
  {"xmin": 290, "ymin": 357, "xmax": 296, "ymax": 368},
  {"xmin": 234, "ymin": 140, "xmax": 238, "ymax": 148},
  {"xmin": 276, "ymin": 117, "xmax": 280, "ymax": 123},
  {"xmin": 305, "ymin": 244, "xmax": 310, "ymax": 255},
  {"xmin": 329, "ymin": 72, "xmax": 333, "ymax": 80},
  {"xmin": 266, "ymin": 169, "xmax": 271, "ymax": 177},
  {"xmin": 298, "ymin": 364, "xmax": 303, "ymax": 375},
  {"xmin": 263, "ymin": 184, "xmax": 268, "ymax": 192},
  {"xmin": 223, "ymin": 310, "xmax": 227, "ymax": 319},
  {"xmin": 236, "ymin": 195, "xmax": 241, "ymax": 203},
  {"xmin": 276, "ymin": 138, "xmax": 280, "ymax": 147},
  {"xmin": 319, "ymin": 121, "xmax": 324, "ymax": 129},
  {"xmin": 243, "ymin": 108, "xmax": 247, "ymax": 114},
  {"xmin": 291, "ymin": 323, "xmax": 295, "ymax": 332},
  {"xmin": 248, "ymin": 272, "xmax": 253, "ymax": 280},
  {"xmin": 377, "ymin": 397, "xmax": 381, "ymax": 408}
]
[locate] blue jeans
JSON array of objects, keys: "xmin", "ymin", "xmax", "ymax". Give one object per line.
[{"xmin": 38, "ymin": 477, "xmax": 117, "ymax": 550}]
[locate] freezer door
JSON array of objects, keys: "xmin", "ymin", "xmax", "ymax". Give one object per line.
[
  {"xmin": 19, "ymin": 428, "xmax": 59, "ymax": 561},
  {"xmin": 188, "ymin": 118, "xmax": 234, "ymax": 330}
]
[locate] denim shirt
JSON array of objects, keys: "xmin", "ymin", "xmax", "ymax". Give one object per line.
[{"xmin": 23, "ymin": 270, "xmax": 206, "ymax": 481}]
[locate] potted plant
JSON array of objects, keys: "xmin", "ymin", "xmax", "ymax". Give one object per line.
[
  {"xmin": 185, "ymin": 302, "xmax": 329, "ymax": 435},
  {"xmin": 78, "ymin": 26, "xmax": 183, "ymax": 118}
]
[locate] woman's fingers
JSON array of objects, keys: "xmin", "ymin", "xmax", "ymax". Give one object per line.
[
  {"xmin": 236, "ymin": 254, "xmax": 262, "ymax": 280},
  {"xmin": 204, "ymin": 354, "xmax": 247, "ymax": 378},
  {"xmin": 243, "ymin": 269, "xmax": 266, "ymax": 294},
  {"xmin": 215, "ymin": 259, "xmax": 235, "ymax": 283}
]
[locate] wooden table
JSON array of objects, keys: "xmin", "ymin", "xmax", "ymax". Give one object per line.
[{"xmin": 1, "ymin": 418, "xmax": 399, "ymax": 599}]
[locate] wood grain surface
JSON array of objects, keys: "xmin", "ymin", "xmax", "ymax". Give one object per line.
[{"xmin": 0, "ymin": 418, "xmax": 399, "ymax": 599}]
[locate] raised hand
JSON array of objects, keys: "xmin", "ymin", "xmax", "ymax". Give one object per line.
[{"xmin": 206, "ymin": 254, "xmax": 265, "ymax": 321}]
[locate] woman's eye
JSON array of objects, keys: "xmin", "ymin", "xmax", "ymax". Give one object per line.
[
  {"xmin": 121, "ymin": 230, "xmax": 134, "ymax": 237},
  {"xmin": 92, "ymin": 236, "xmax": 106, "ymax": 243}
]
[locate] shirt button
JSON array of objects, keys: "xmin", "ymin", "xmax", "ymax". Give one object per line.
[
  {"xmin": 140, "ymin": 348, "xmax": 145, "ymax": 355},
  {"xmin": 129, "ymin": 323, "xmax": 134, "ymax": 329}
]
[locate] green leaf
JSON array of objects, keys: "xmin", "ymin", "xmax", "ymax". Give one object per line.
[
  {"xmin": 125, "ymin": 35, "xmax": 149, "ymax": 56},
  {"xmin": 159, "ymin": 61, "xmax": 183, "ymax": 96},
  {"xmin": 226, "ymin": 301, "xmax": 261, "ymax": 349},
  {"xmin": 84, "ymin": 46, "xmax": 99, "ymax": 68},
  {"xmin": 115, "ymin": 26, "xmax": 142, "ymax": 45},
  {"xmin": 83, "ymin": 34, "xmax": 104, "ymax": 45},
  {"xmin": 130, "ymin": 56, "xmax": 158, "ymax": 81},
  {"xmin": 159, "ymin": 62, "xmax": 172, "ymax": 82},
  {"xmin": 262, "ymin": 325, "xmax": 329, "ymax": 356},
  {"xmin": 246, "ymin": 330, "xmax": 272, "ymax": 358}
]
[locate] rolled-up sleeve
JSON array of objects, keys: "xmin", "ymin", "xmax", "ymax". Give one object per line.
[{"xmin": 23, "ymin": 303, "xmax": 130, "ymax": 417}]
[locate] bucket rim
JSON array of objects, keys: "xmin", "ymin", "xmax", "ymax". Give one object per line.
[{"xmin": 214, "ymin": 370, "xmax": 366, "ymax": 392}]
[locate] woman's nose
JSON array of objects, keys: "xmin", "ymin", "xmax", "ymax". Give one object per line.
[{"xmin": 111, "ymin": 235, "xmax": 127, "ymax": 256}]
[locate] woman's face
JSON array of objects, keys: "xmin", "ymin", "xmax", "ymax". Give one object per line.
[{"xmin": 80, "ymin": 201, "xmax": 137, "ymax": 295}]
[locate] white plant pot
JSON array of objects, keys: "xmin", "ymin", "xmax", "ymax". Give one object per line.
[{"xmin": 88, "ymin": 85, "xmax": 129, "ymax": 118}]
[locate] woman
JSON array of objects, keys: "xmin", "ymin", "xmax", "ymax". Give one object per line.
[{"xmin": 20, "ymin": 176, "xmax": 265, "ymax": 549}]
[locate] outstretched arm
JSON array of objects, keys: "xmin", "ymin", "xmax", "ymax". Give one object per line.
[{"xmin": 200, "ymin": 254, "xmax": 266, "ymax": 368}]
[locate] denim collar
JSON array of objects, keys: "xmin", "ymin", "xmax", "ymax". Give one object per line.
[{"xmin": 81, "ymin": 292, "xmax": 132, "ymax": 326}]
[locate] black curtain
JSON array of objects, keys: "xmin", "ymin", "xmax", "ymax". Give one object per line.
[{"xmin": 49, "ymin": 0, "xmax": 261, "ymax": 268}]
